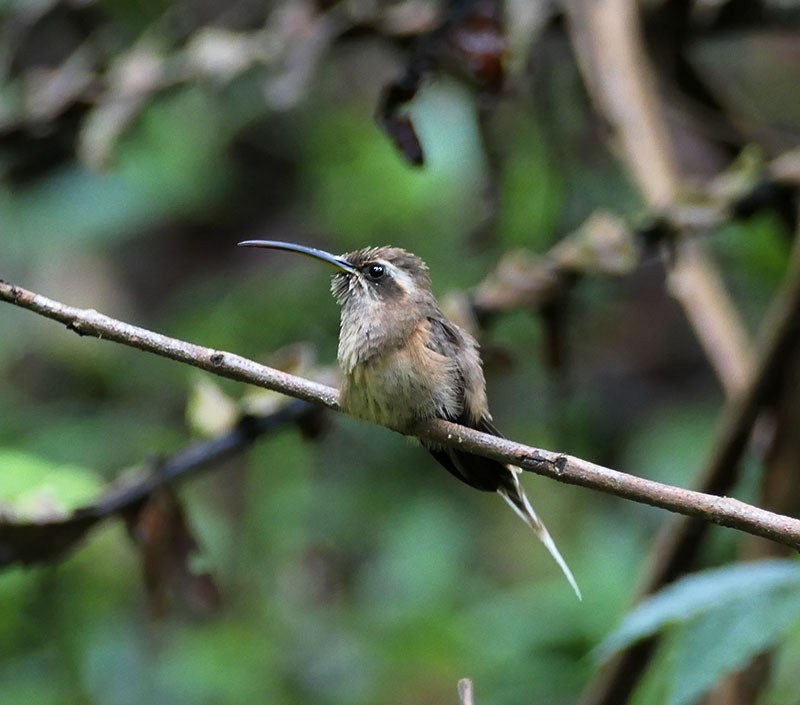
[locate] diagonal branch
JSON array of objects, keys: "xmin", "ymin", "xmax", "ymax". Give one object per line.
[
  {"xmin": 0, "ymin": 280, "xmax": 340, "ymax": 409},
  {"xmin": 3, "ymin": 279, "xmax": 800, "ymax": 550},
  {"xmin": 580, "ymin": 227, "xmax": 800, "ymax": 705},
  {"xmin": 561, "ymin": 0, "xmax": 754, "ymax": 397},
  {"xmin": 0, "ymin": 398, "xmax": 316, "ymax": 566}
]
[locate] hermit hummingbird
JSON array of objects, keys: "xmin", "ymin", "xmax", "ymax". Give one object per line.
[{"xmin": 239, "ymin": 240, "xmax": 580, "ymax": 598}]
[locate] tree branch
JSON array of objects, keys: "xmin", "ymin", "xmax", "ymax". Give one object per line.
[
  {"xmin": 560, "ymin": 0, "xmax": 754, "ymax": 397},
  {"xmin": 579, "ymin": 224, "xmax": 800, "ymax": 705},
  {"xmin": 0, "ymin": 398, "xmax": 316, "ymax": 566},
  {"xmin": 3, "ymin": 279, "xmax": 800, "ymax": 551}
]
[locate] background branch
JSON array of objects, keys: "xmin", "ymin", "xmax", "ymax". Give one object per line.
[
  {"xmin": 581, "ymin": 217, "xmax": 800, "ymax": 705},
  {"xmin": 3, "ymin": 279, "xmax": 800, "ymax": 552},
  {"xmin": 561, "ymin": 0, "xmax": 754, "ymax": 397},
  {"xmin": 0, "ymin": 397, "xmax": 316, "ymax": 566},
  {"xmin": 4, "ymin": 0, "xmax": 799, "ymax": 701}
]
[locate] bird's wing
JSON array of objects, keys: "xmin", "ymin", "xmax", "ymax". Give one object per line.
[
  {"xmin": 471, "ymin": 414, "xmax": 503, "ymax": 437},
  {"xmin": 422, "ymin": 316, "xmax": 506, "ymax": 490},
  {"xmin": 426, "ymin": 445, "xmax": 504, "ymax": 492},
  {"xmin": 425, "ymin": 317, "xmax": 489, "ymax": 425}
]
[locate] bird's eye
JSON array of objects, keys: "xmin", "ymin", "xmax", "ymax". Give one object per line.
[{"xmin": 366, "ymin": 263, "xmax": 386, "ymax": 281}]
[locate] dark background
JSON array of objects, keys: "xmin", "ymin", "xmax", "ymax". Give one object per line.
[{"xmin": 1, "ymin": 1, "xmax": 799, "ymax": 704}]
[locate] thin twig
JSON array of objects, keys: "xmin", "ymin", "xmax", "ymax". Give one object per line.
[
  {"xmin": 561, "ymin": 0, "xmax": 677, "ymax": 207},
  {"xmin": 563, "ymin": 1, "xmax": 797, "ymax": 700},
  {"xmin": 0, "ymin": 398, "xmax": 316, "ymax": 566},
  {"xmin": 467, "ymin": 150, "xmax": 800, "ymax": 323},
  {"xmin": 0, "ymin": 280, "xmax": 339, "ymax": 408},
  {"xmin": 458, "ymin": 678, "xmax": 475, "ymax": 705},
  {"xmin": 666, "ymin": 241, "xmax": 755, "ymax": 396},
  {"xmin": 3, "ymin": 279, "xmax": 800, "ymax": 550},
  {"xmin": 96, "ymin": 399, "xmax": 317, "ymax": 516},
  {"xmin": 560, "ymin": 0, "xmax": 754, "ymax": 397},
  {"xmin": 580, "ymin": 230, "xmax": 800, "ymax": 705}
]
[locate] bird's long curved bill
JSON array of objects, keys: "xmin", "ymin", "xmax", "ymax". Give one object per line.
[{"xmin": 237, "ymin": 240, "xmax": 357, "ymax": 273}]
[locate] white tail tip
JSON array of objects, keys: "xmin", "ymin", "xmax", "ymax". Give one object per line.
[{"xmin": 498, "ymin": 476, "xmax": 582, "ymax": 601}]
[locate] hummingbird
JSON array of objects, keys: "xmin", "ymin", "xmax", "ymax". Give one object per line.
[{"xmin": 238, "ymin": 240, "xmax": 580, "ymax": 598}]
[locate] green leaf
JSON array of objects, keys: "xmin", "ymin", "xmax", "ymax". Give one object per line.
[
  {"xmin": 0, "ymin": 449, "xmax": 102, "ymax": 520},
  {"xmin": 667, "ymin": 582, "xmax": 800, "ymax": 705},
  {"xmin": 186, "ymin": 376, "xmax": 238, "ymax": 438},
  {"xmin": 3, "ymin": 87, "xmax": 228, "ymax": 263},
  {"xmin": 596, "ymin": 559, "xmax": 800, "ymax": 661}
]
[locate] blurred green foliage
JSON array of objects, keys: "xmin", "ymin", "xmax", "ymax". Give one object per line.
[
  {"xmin": 597, "ymin": 561, "xmax": 800, "ymax": 705},
  {"xmin": 1, "ymin": 2, "xmax": 799, "ymax": 705},
  {"xmin": 3, "ymin": 88, "xmax": 231, "ymax": 264}
]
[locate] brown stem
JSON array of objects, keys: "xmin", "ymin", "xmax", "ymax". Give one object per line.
[
  {"xmin": 580, "ymin": 230, "xmax": 800, "ymax": 705},
  {"xmin": 3, "ymin": 279, "xmax": 800, "ymax": 551},
  {"xmin": 561, "ymin": 0, "xmax": 754, "ymax": 396}
]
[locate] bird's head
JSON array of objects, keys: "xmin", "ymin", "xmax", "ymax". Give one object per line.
[{"xmin": 237, "ymin": 240, "xmax": 434, "ymax": 312}]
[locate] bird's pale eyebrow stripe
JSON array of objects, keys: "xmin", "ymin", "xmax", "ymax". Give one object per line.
[{"xmin": 388, "ymin": 264, "xmax": 416, "ymax": 293}]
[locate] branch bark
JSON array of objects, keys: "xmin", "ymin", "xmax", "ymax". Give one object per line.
[
  {"xmin": 3, "ymin": 279, "xmax": 800, "ymax": 551},
  {"xmin": 580, "ymin": 228, "xmax": 800, "ymax": 705},
  {"xmin": 558, "ymin": 3, "xmax": 778, "ymax": 702},
  {"xmin": 561, "ymin": 0, "xmax": 755, "ymax": 397},
  {"xmin": 0, "ymin": 398, "xmax": 315, "ymax": 566}
]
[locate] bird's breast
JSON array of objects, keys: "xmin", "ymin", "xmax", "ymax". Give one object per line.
[{"xmin": 339, "ymin": 325, "xmax": 462, "ymax": 430}]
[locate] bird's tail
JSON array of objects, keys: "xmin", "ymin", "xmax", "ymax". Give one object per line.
[{"xmin": 497, "ymin": 468, "xmax": 582, "ymax": 600}]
